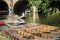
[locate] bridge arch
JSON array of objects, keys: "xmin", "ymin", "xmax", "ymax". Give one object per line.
[
  {"xmin": 0, "ymin": 0, "xmax": 9, "ymax": 15},
  {"xmin": 13, "ymin": 0, "xmax": 29, "ymax": 16},
  {"xmin": 0, "ymin": 0, "xmax": 9, "ymax": 19}
]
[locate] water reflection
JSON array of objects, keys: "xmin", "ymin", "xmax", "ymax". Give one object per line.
[{"xmin": 0, "ymin": 15, "xmax": 7, "ymax": 20}]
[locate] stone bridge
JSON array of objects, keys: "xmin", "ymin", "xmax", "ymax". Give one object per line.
[{"xmin": 0, "ymin": 0, "xmax": 29, "ymax": 16}]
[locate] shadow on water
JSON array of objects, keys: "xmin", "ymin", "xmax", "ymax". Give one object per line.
[{"xmin": 38, "ymin": 1, "xmax": 60, "ymax": 27}]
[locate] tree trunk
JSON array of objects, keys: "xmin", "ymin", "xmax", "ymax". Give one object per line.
[{"xmin": 33, "ymin": 6, "xmax": 39, "ymax": 23}]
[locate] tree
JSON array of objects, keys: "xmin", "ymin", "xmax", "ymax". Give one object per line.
[
  {"xmin": 28, "ymin": 0, "xmax": 60, "ymax": 24},
  {"xmin": 28, "ymin": 0, "xmax": 42, "ymax": 23},
  {"xmin": 28, "ymin": 0, "xmax": 52, "ymax": 23}
]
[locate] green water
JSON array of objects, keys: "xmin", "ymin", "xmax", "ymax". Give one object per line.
[{"xmin": 0, "ymin": 15, "xmax": 8, "ymax": 20}]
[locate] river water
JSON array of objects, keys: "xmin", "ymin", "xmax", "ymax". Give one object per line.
[{"xmin": 0, "ymin": 15, "xmax": 8, "ymax": 20}]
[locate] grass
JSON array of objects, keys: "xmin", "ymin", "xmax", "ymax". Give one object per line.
[{"xmin": 0, "ymin": 32, "xmax": 12, "ymax": 40}]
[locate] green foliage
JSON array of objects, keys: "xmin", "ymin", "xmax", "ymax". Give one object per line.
[
  {"xmin": 0, "ymin": 32, "xmax": 12, "ymax": 40},
  {"xmin": 29, "ymin": 0, "xmax": 42, "ymax": 7},
  {"xmin": 28, "ymin": 0, "xmax": 51, "ymax": 15},
  {"xmin": 28, "ymin": 0, "xmax": 60, "ymax": 26},
  {"xmin": 28, "ymin": 0, "xmax": 60, "ymax": 15}
]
